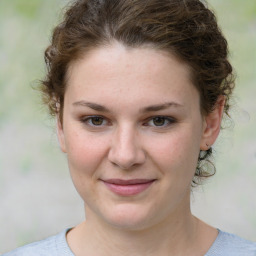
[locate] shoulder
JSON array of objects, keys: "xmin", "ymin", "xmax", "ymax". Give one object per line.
[
  {"xmin": 206, "ymin": 230, "xmax": 256, "ymax": 256},
  {"xmin": 2, "ymin": 229, "xmax": 74, "ymax": 256}
]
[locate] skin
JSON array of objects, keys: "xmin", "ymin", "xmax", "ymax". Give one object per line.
[{"xmin": 57, "ymin": 42, "xmax": 224, "ymax": 256}]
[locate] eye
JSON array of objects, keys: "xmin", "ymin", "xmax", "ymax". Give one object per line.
[
  {"xmin": 146, "ymin": 116, "xmax": 175, "ymax": 127},
  {"xmin": 152, "ymin": 117, "xmax": 166, "ymax": 126},
  {"xmin": 82, "ymin": 116, "xmax": 107, "ymax": 126}
]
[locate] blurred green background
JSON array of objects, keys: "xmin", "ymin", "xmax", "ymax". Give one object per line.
[{"xmin": 0, "ymin": 0, "xmax": 255, "ymax": 253}]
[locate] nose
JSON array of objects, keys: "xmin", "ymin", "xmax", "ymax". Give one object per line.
[{"xmin": 108, "ymin": 125, "xmax": 146, "ymax": 170}]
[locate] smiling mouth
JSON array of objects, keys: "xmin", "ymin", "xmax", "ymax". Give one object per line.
[{"xmin": 101, "ymin": 179, "xmax": 156, "ymax": 196}]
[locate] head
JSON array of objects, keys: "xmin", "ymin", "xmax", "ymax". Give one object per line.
[{"xmin": 41, "ymin": 0, "xmax": 234, "ymax": 184}]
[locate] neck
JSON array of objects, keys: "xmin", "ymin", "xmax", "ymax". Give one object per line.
[
  {"xmin": 87, "ymin": 211, "xmax": 198, "ymax": 256},
  {"xmin": 67, "ymin": 195, "xmax": 213, "ymax": 256}
]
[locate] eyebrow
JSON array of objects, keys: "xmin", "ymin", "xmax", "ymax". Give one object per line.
[
  {"xmin": 72, "ymin": 101, "xmax": 183, "ymax": 112},
  {"xmin": 73, "ymin": 101, "xmax": 110, "ymax": 112},
  {"xmin": 141, "ymin": 102, "xmax": 183, "ymax": 112}
]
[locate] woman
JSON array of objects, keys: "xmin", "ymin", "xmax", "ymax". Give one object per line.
[{"xmin": 4, "ymin": 0, "xmax": 256, "ymax": 255}]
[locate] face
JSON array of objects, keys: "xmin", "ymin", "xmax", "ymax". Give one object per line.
[{"xmin": 58, "ymin": 43, "xmax": 222, "ymax": 231}]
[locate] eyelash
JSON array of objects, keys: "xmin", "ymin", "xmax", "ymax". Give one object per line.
[
  {"xmin": 144, "ymin": 116, "xmax": 176, "ymax": 127},
  {"xmin": 80, "ymin": 115, "xmax": 176, "ymax": 128},
  {"xmin": 81, "ymin": 116, "xmax": 108, "ymax": 127}
]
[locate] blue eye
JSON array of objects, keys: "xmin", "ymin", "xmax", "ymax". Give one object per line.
[{"xmin": 147, "ymin": 116, "xmax": 175, "ymax": 127}]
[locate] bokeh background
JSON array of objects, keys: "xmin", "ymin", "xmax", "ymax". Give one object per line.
[{"xmin": 0, "ymin": 0, "xmax": 255, "ymax": 253}]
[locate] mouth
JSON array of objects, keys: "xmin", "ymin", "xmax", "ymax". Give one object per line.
[{"xmin": 101, "ymin": 179, "xmax": 156, "ymax": 196}]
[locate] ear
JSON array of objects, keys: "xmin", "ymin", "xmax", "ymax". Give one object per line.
[
  {"xmin": 200, "ymin": 96, "xmax": 225, "ymax": 150},
  {"xmin": 56, "ymin": 116, "xmax": 67, "ymax": 153}
]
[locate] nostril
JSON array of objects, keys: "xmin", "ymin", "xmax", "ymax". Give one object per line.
[
  {"xmin": 108, "ymin": 129, "xmax": 146, "ymax": 169},
  {"xmin": 108, "ymin": 146, "xmax": 146, "ymax": 170}
]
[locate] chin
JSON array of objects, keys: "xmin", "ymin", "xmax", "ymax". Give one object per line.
[{"xmin": 101, "ymin": 203, "xmax": 155, "ymax": 231}]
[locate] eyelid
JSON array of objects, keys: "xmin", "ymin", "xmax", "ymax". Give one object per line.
[
  {"xmin": 144, "ymin": 116, "xmax": 176, "ymax": 127},
  {"xmin": 81, "ymin": 115, "xmax": 110, "ymax": 127},
  {"xmin": 79, "ymin": 115, "xmax": 176, "ymax": 128}
]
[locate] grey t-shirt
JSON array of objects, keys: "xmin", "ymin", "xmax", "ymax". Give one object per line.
[{"xmin": 3, "ymin": 229, "xmax": 256, "ymax": 256}]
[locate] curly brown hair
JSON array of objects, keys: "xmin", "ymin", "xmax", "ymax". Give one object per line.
[{"xmin": 41, "ymin": 0, "xmax": 235, "ymax": 184}]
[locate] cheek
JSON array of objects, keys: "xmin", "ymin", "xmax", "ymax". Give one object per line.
[
  {"xmin": 64, "ymin": 130, "xmax": 109, "ymax": 200},
  {"xmin": 65, "ymin": 130, "xmax": 108, "ymax": 176},
  {"xmin": 146, "ymin": 128, "xmax": 201, "ymax": 174}
]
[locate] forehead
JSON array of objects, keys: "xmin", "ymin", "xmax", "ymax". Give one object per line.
[
  {"xmin": 65, "ymin": 43, "xmax": 199, "ymax": 111},
  {"xmin": 68, "ymin": 42, "xmax": 192, "ymax": 77}
]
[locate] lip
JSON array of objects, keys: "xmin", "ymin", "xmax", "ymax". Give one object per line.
[{"xmin": 102, "ymin": 179, "xmax": 156, "ymax": 196}]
